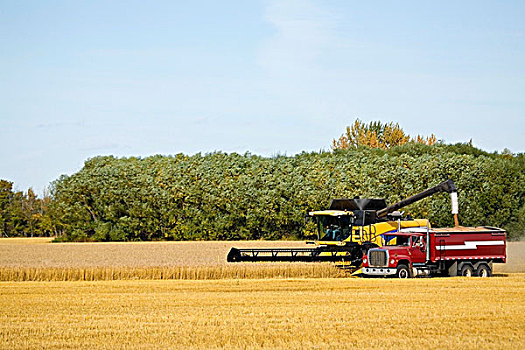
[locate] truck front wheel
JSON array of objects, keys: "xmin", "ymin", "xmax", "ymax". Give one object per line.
[
  {"xmin": 396, "ymin": 264, "xmax": 412, "ymax": 278},
  {"xmin": 476, "ymin": 263, "xmax": 492, "ymax": 277}
]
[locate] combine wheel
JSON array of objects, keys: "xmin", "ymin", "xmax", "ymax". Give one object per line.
[
  {"xmin": 459, "ymin": 264, "xmax": 474, "ymax": 277},
  {"xmin": 476, "ymin": 263, "xmax": 492, "ymax": 278},
  {"xmin": 396, "ymin": 264, "xmax": 412, "ymax": 279}
]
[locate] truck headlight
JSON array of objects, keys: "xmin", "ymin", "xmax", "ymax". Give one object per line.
[
  {"xmin": 390, "ymin": 259, "xmax": 395, "ymax": 264},
  {"xmin": 363, "ymin": 258, "xmax": 367, "ymax": 264}
]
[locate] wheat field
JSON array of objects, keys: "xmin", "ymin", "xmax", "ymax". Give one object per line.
[
  {"xmin": 0, "ymin": 238, "xmax": 523, "ymax": 281},
  {"xmin": 0, "ymin": 238, "xmax": 344, "ymax": 281},
  {"xmin": 1, "ymin": 238, "xmax": 524, "ymax": 349},
  {"xmin": 1, "ymin": 276, "xmax": 524, "ymax": 349}
]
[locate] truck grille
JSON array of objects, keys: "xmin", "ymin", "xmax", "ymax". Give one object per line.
[{"xmin": 369, "ymin": 250, "xmax": 387, "ymax": 267}]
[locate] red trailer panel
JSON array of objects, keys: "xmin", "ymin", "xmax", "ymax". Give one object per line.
[{"xmin": 430, "ymin": 226, "xmax": 506, "ymax": 263}]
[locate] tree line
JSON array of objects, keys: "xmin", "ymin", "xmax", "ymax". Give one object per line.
[
  {"xmin": 2, "ymin": 128, "xmax": 524, "ymax": 242},
  {"xmin": 3, "ymin": 142, "xmax": 521, "ymax": 241}
]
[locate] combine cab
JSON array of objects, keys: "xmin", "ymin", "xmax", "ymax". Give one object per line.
[{"xmin": 227, "ymin": 180, "xmax": 458, "ymax": 269}]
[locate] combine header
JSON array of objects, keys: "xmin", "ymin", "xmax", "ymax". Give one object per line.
[{"xmin": 227, "ymin": 179, "xmax": 459, "ymax": 268}]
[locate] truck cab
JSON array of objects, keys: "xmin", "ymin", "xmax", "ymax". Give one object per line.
[{"xmin": 362, "ymin": 232, "xmax": 427, "ymax": 278}]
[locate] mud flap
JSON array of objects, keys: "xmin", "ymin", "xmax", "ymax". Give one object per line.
[{"xmin": 448, "ymin": 261, "xmax": 458, "ymax": 277}]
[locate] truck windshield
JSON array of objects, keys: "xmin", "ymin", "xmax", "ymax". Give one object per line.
[
  {"xmin": 384, "ymin": 235, "xmax": 410, "ymax": 246},
  {"xmin": 318, "ymin": 216, "xmax": 352, "ymax": 241}
]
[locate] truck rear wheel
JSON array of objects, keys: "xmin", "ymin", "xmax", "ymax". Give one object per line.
[
  {"xmin": 396, "ymin": 264, "xmax": 412, "ymax": 278},
  {"xmin": 459, "ymin": 264, "xmax": 474, "ymax": 277},
  {"xmin": 476, "ymin": 263, "xmax": 492, "ymax": 277}
]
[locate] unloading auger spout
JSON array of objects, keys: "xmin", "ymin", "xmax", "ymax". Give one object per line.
[{"xmin": 376, "ymin": 179, "xmax": 458, "ymax": 221}]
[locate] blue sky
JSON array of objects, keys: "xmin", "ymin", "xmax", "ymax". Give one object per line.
[{"xmin": 1, "ymin": 0, "xmax": 524, "ymax": 194}]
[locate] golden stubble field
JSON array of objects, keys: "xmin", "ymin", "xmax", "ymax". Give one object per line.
[
  {"xmin": 0, "ymin": 238, "xmax": 308, "ymax": 267},
  {"xmin": 1, "ymin": 238, "xmax": 524, "ymax": 349},
  {"xmin": 1, "ymin": 276, "xmax": 524, "ymax": 349}
]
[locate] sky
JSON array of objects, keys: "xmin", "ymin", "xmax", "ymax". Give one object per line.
[{"xmin": 1, "ymin": 0, "xmax": 524, "ymax": 194}]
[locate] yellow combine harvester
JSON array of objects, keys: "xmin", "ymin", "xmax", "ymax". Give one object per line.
[{"xmin": 227, "ymin": 179, "xmax": 458, "ymax": 269}]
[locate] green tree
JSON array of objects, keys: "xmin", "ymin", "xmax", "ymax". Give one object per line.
[{"xmin": 0, "ymin": 180, "xmax": 13, "ymax": 237}]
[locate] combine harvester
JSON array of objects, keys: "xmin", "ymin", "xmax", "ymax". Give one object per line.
[{"xmin": 227, "ymin": 180, "xmax": 506, "ymax": 277}]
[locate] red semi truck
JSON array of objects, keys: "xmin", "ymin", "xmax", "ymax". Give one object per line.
[{"xmin": 360, "ymin": 226, "xmax": 506, "ymax": 278}]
